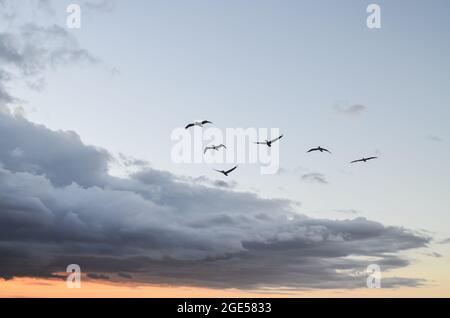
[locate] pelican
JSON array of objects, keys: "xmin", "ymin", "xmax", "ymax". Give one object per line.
[
  {"xmin": 307, "ymin": 146, "xmax": 332, "ymax": 154},
  {"xmin": 214, "ymin": 166, "xmax": 238, "ymax": 177},
  {"xmin": 204, "ymin": 144, "xmax": 227, "ymax": 154},
  {"xmin": 351, "ymin": 157, "xmax": 378, "ymax": 164},
  {"xmin": 185, "ymin": 120, "xmax": 213, "ymax": 129},
  {"xmin": 254, "ymin": 134, "xmax": 284, "ymax": 148}
]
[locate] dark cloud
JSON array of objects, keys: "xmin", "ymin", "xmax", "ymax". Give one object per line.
[
  {"xmin": 381, "ymin": 277, "xmax": 426, "ymax": 288},
  {"xmin": 301, "ymin": 173, "xmax": 328, "ymax": 184},
  {"xmin": 117, "ymin": 272, "xmax": 133, "ymax": 279},
  {"xmin": 0, "ymin": 110, "xmax": 111, "ymax": 187},
  {"xmin": 0, "ymin": 111, "xmax": 432, "ymax": 290},
  {"xmin": 87, "ymin": 273, "xmax": 110, "ymax": 280}
]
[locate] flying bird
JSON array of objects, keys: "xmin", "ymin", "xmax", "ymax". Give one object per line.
[
  {"xmin": 204, "ymin": 144, "xmax": 227, "ymax": 154},
  {"xmin": 185, "ymin": 120, "xmax": 213, "ymax": 129},
  {"xmin": 350, "ymin": 157, "xmax": 378, "ymax": 164},
  {"xmin": 254, "ymin": 134, "xmax": 284, "ymax": 147},
  {"xmin": 214, "ymin": 166, "xmax": 238, "ymax": 177},
  {"xmin": 307, "ymin": 146, "xmax": 332, "ymax": 154}
]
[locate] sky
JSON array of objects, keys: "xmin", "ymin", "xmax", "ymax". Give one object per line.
[{"xmin": 0, "ymin": 0, "xmax": 450, "ymax": 297}]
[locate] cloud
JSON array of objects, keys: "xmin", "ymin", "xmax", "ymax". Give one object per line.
[
  {"xmin": 301, "ymin": 173, "xmax": 328, "ymax": 184},
  {"xmin": 213, "ymin": 180, "xmax": 237, "ymax": 188},
  {"xmin": 427, "ymin": 135, "xmax": 443, "ymax": 143},
  {"xmin": 424, "ymin": 252, "xmax": 443, "ymax": 258},
  {"xmin": 87, "ymin": 273, "xmax": 110, "ymax": 280},
  {"xmin": 0, "ymin": 23, "xmax": 98, "ymax": 72},
  {"xmin": 0, "ymin": 69, "xmax": 20, "ymax": 106},
  {"xmin": 0, "ymin": 110, "xmax": 432, "ymax": 290},
  {"xmin": 116, "ymin": 153, "xmax": 150, "ymax": 168},
  {"xmin": 334, "ymin": 209, "xmax": 360, "ymax": 215},
  {"xmin": 334, "ymin": 102, "xmax": 367, "ymax": 116},
  {"xmin": 0, "ymin": 0, "xmax": 17, "ymax": 22},
  {"xmin": 117, "ymin": 272, "xmax": 133, "ymax": 279},
  {"xmin": 192, "ymin": 176, "xmax": 237, "ymax": 189},
  {"xmin": 0, "ymin": 109, "xmax": 111, "ymax": 187},
  {"xmin": 437, "ymin": 238, "xmax": 450, "ymax": 245},
  {"xmin": 0, "ymin": 11, "xmax": 98, "ymax": 104},
  {"xmin": 0, "ymin": 82, "xmax": 15, "ymax": 105}
]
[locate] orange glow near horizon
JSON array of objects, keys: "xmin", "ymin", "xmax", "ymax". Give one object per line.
[
  {"xmin": 1, "ymin": 277, "xmax": 449, "ymax": 298},
  {"xmin": 2, "ymin": 252, "xmax": 449, "ymax": 298}
]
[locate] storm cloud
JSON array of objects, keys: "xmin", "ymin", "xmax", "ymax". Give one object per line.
[{"xmin": 0, "ymin": 109, "xmax": 431, "ymax": 289}]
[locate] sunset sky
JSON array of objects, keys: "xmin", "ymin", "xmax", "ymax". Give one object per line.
[{"xmin": 1, "ymin": 0, "xmax": 450, "ymax": 297}]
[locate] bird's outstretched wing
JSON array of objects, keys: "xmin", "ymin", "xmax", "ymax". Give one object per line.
[
  {"xmin": 217, "ymin": 144, "xmax": 227, "ymax": 149},
  {"xmin": 307, "ymin": 148, "xmax": 318, "ymax": 153},
  {"xmin": 323, "ymin": 148, "xmax": 332, "ymax": 154},
  {"xmin": 270, "ymin": 135, "xmax": 284, "ymax": 143},
  {"xmin": 225, "ymin": 166, "xmax": 238, "ymax": 174},
  {"xmin": 351, "ymin": 156, "xmax": 378, "ymax": 163},
  {"xmin": 254, "ymin": 141, "xmax": 266, "ymax": 145},
  {"xmin": 213, "ymin": 169, "xmax": 224, "ymax": 174},
  {"xmin": 202, "ymin": 120, "xmax": 213, "ymax": 125},
  {"xmin": 185, "ymin": 123, "xmax": 194, "ymax": 129},
  {"xmin": 204, "ymin": 146, "xmax": 214, "ymax": 154}
]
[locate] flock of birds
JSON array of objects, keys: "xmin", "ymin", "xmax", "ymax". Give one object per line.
[{"xmin": 185, "ymin": 120, "xmax": 378, "ymax": 177}]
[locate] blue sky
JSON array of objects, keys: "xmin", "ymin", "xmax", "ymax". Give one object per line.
[
  {"xmin": 15, "ymin": 0, "xmax": 449, "ymax": 232},
  {"xmin": 2, "ymin": 0, "xmax": 450, "ymax": 295}
]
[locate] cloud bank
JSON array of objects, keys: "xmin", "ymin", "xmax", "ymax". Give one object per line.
[{"xmin": 0, "ymin": 109, "xmax": 431, "ymax": 289}]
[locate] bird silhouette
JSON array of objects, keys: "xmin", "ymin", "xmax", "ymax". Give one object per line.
[
  {"xmin": 185, "ymin": 120, "xmax": 213, "ymax": 129},
  {"xmin": 254, "ymin": 134, "xmax": 284, "ymax": 147},
  {"xmin": 351, "ymin": 157, "xmax": 378, "ymax": 164},
  {"xmin": 204, "ymin": 144, "xmax": 227, "ymax": 154},
  {"xmin": 307, "ymin": 146, "xmax": 332, "ymax": 154},
  {"xmin": 214, "ymin": 166, "xmax": 238, "ymax": 176}
]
